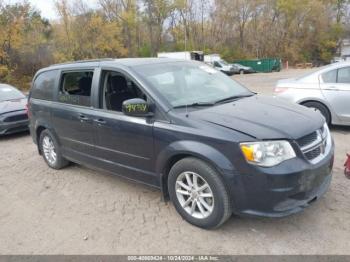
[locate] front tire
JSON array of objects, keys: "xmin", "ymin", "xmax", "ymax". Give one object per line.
[
  {"xmin": 39, "ymin": 129, "xmax": 69, "ymax": 170},
  {"xmin": 168, "ymin": 157, "xmax": 232, "ymax": 229},
  {"xmin": 303, "ymin": 101, "xmax": 331, "ymax": 125}
]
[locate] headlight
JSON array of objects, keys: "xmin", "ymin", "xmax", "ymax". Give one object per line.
[
  {"xmin": 322, "ymin": 123, "xmax": 329, "ymax": 139},
  {"xmin": 240, "ymin": 140, "xmax": 296, "ymax": 167}
]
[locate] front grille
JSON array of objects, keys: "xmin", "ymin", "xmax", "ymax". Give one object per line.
[
  {"xmin": 3, "ymin": 114, "xmax": 28, "ymax": 123},
  {"xmin": 297, "ymin": 131, "xmax": 318, "ymax": 148},
  {"xmin": 297, "ymin": 126, "xmax": 329, "ymax": 163},
  {"xmin": 305, "ymin": 147, "xmax": 321, "ymax": 161}
]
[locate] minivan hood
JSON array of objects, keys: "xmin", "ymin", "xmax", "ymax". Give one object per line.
[
  {"xmin": 0, "ymin": 98, "xmax": 27, "ymax": 114},
  {"xmin": 190, "ymin": 95, "xmax": 324, "ymax": 139}
]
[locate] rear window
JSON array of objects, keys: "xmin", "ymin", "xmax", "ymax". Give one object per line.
[
  {"xmin": 31, "ymin": 70, "xmax": 57, "ymax": 100},
  {"xmin": 58, "ymin": 71, "xmax": 94, "ymax": 106}
]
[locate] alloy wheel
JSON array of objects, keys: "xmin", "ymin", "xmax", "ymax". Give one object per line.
[
  {"xmin": 42, "ymin": 136, "xmax": 57, "ymax": 165},
  {"xmin": 175, "ymin": 171, "xmax": 214, "ymax": 219}
]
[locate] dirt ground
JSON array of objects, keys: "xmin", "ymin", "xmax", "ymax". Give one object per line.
[{"xmin": 0, "ymin": 69, "xmax": 349, "ymax": 255}]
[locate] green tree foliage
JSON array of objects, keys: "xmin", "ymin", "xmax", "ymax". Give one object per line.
[
  {"xmin": 0, "ymin": 2, "xmax": 52, "ymax": 86},
  {"xmin": 0, "ymin": 0, "xmax": 348, "ymax": 89},
  {"xmin": 53, "ymin": 1, "xmax": 127, "ymax": 62}
]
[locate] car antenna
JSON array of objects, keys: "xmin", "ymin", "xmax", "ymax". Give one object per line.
[{"xmin": 185, "ymin": 103, "xmax": 189, "ymax": 117}]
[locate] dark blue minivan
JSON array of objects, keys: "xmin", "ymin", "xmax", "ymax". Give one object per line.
[{"xmin": 28, "ymin": 58, "xmax": 334, "ymax": 229}]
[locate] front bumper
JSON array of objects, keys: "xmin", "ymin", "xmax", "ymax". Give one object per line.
[
  {"xmin": 222, "ymin": 70, "xmax": 235, "ymax": 76},
  {"xmin": 229, "ymin": 144, "xmax": 334, "ymax": 218},
  {"xmin": 0, "ymin": 120, "xmax": 29, "ymax": 135}
]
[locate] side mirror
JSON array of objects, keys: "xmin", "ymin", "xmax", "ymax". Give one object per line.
[{"xmin": 122, "ymin": 98, "xmax": 153, "ymax": 117}]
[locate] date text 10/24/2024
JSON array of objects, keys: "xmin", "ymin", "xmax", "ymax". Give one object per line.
[{"xmin": 127, "ymin": 256, "xmax": 220, "ymax": 261}]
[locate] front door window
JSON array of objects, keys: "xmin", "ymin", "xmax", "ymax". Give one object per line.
[{"xmin": 100, "ymin": 71, "xmax": 147, "ymax": 112}]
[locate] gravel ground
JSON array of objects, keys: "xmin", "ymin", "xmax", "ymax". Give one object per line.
[{"xmin": 0, "ymin": 69, "xmax": 349, "ymax": 255}]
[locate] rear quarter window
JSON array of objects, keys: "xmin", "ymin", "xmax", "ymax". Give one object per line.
[
  {"xmin": 31, "ymin": 70, "xmax": 58, "ymax": 100},
  {"xmin": 321, "ymin": 69, "xmax": 337, "ymax": 83},
  {"xmin": 58, "ymin": 71, "xmax": 93, "ymax": 107}
]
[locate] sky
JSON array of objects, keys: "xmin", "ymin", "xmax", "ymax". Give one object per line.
[{"xmin": 7, "ymin": 0, "xmax": 98, "ymax": 20}]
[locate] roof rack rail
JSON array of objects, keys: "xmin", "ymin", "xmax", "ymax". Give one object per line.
[{"xmin": 50, "ymin": 58, "xmax": 116, "ymax": 67}]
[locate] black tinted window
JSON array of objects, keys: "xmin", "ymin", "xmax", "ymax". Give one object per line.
[
  {"xmin": 337, "ymin": 67, "xmax": 350, "ymax": 84},
  {"xmin": 214, "ymin": 61, "xmax": 222, "ymax": 68},
  {"xmin": 100, "ymin": 71, "xmax": 147, "ymax": 112},
  {"xmin": 32, "ymin": 70, "xmax": 57, "ymax": 100},
  {"xmin": 322, "ymin": 70, "xmax": 337, "ymax": 83},
  {"xmin": 58, "ymin": 71, "xmax": 93, "ymax": 106}
]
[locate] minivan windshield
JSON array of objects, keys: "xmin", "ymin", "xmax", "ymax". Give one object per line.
[
  {"xmin": 134, "ymin": 62, "xmax": 253, "ymax": 108},
  {"xmin": 0, "ymin": 85, "xmax": 25, "ymax": 102}
]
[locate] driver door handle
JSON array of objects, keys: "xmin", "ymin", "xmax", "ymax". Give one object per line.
[
  {"xmin": 328, "ymin": 86, "xmax": 340, "ymax": 90},
  {"xmin": 94, "ymin": 118, "xmax": 107, "ymax": 125},
  {"xmin": 78, "ymin": 114, "xmax": 91, "ymax": 122}
]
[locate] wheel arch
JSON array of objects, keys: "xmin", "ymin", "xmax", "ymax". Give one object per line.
[
  {"xmin": 299, "ymin": 99, "xmax": 333, "ymax": 124},
  {"xmin": 36, "ymin": 126, "xmax": 46, "ymax": 154},
  {"xmin": 34, "ymin": 122, "xmax": 61, "ymax": 154},
  {"xmin": 156, "ymin": 141, "xmax": 235, "ymax": 201}
]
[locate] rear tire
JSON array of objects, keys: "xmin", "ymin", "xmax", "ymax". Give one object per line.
[
  {"xmin": 39, "ymin": 129, "xmax": 69, "ymax": 170},
  {"xmin": 168, "ymin": 157, "xmax": 232, "ymax": 229},
  {"xmin": 303, "ymin": 101, "xmax": 331, "ymax": 125}
]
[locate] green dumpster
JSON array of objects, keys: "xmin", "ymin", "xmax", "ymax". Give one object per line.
[{"xmin": 233, "ymin": 58, "xmax": 281, "ymax": 73}]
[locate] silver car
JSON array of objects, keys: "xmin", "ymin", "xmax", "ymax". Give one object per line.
[
  {"xmin": 275, "ymin": 61, "xmax": 350, "ymax": 126},
  {"xmin": 232, "ymin": 63, "xmax": 255, "ymax": 74}
]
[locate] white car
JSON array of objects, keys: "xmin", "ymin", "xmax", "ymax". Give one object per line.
[
  {"xmin": 204, "ymin": 54, "xmax": 235, "ymax": 75},
  {"xmin": 274, "ymin": 62, "xmax": 350, "ymax": 126}
]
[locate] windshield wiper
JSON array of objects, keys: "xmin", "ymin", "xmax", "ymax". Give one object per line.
[
  {"xmin": 173, "ymin": 102, "xmax": 215, "ymax": 109},
  {"xmin": 173, "ymin": 93, "xmax": 255, "ymax": 109},
  {"xmin": 215, "ymin": 94, "xmax": 254, "ymax": 104}
]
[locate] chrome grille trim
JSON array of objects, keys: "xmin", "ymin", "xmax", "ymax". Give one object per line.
[
  {"xmin": 297, "ymin": 132, "xmax": 318, "ymax": 148},
  {"xmin": 299, "ymin": 130, "xmax": 323, "ymax": 153},
  {"xmin": 297, "ymin": 124, "xmax": 331, "ymax": 164}
]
